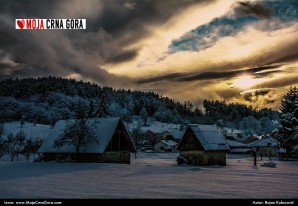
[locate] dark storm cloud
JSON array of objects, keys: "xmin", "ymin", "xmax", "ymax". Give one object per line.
[
  {"xmin": 105, "ymin": 50, "xmax": 138, "ymax": 64},
  {"xmin": 0, "ymin": 0, "xmax": 209, "ymax": 84},
  {"xmin": 233, "ymin": 1, "xmax": 272, "ymax": 19},
  {"xmin": 268, "ymin": 53, "xmax": 298, "ymax": 65},
  {"xmin": 255, "ymin": 74, "xmax": 298, "ymax": 89},
  {"xmin": 178, "ymin": 65, "xmax": 281, "ymax": 82},
  {"xmin": 239, "ymin": 88, "xmax": 284, "ymax": 109},
  {"xmin": 135, "ymin": 72, "xmax": 184, "ymax": 84},
  {"xmin": 242, "ymin": 89, "xmax": 271, "ymax": 102},
  {"xmin": 179, "ymin": 71, "xmax": 240, "ymax": 81},
  {"xmin": 135, "ymin": 64, "xmax": 282, "ymax": 84}
]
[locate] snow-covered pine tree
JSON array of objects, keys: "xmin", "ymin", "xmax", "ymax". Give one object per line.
[
  {"xmin": 279, "ymin": 86, "xmax": 298, "ymax": 154},
  {"xmin": 88, "ymin": 99, "xmax": 95, "ymax": 118},
  {"xmin": 0, "ymin": 123, "xmax": 4, "ymax": 139},
  {"xmin": 74, "ymin": 100, "xmax": 87, "ymax": 119},
  {"xmin": 101, "ymin": 91, "xmax": 110, "ymax": 117},
  {"xmin": 0, "ymin": 123, "xmax": 4, "ymax": 157},
  {"xmin": 140, "ymin": 107, "xmax": 148, "ymax": 126}
]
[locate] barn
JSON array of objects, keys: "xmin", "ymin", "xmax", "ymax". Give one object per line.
[
  {"xmin": 38, "ymin": 117, "xmax": 136, "ymax": 164},
  {"xmin": 176, "ymin": 124, "xmax": 230, "ymax": 166}
]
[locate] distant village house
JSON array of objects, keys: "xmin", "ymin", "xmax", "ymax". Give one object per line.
[
  {"xmin": 154, "ymin": 140, "xmax": 177, "ymax": 152},
  {"xmin": 249, "ymin": 135, "xmax": 280, "ymax": 157}
]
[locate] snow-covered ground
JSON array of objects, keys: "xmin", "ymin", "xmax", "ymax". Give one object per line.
[
  {"xmin": 0, "ymin": 153, "xmax": 297, "ymax": 199},
  {"xmin": 3, "ymin": 122, "xmax": 52, "ymax": 140}
]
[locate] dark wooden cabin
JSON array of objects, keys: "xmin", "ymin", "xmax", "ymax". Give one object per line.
[
  {"xmin": 176, "ymin": 124, "xmax": 230, "ymax": 166},
  {"xmin": 38, "ymin": 117, "xmax": 136, "ymax": 163}
]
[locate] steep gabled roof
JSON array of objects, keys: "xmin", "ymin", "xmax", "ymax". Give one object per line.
[
  {"xmin": 38, "ymin": 117, "xmax": 136, "ymax": 154},
  {"xmin": 177, "ymin": 124, "xmax": 229, "ymax": 151}
]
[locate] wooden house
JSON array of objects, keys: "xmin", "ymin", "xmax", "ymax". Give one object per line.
[
  {"xmin": 242, "ymin": 134, "xmax": 260, "ymax": 144},
  {"xmin": 226, "ymin": 139, "xmax": 251, "ymax": 154},
  {"xmin": 38, "ymin": 117, "xmax": 136, "ymax": 164},
  {"xmin": 176, "ymin": 124, "xmax": 230, "ymax": 166},
  {"xmin": 154, "ymin": 140, "xmax": 177, "ymax": 152},
  {"xmin": 224, "ymin": 128, "xmax": 244, "ymax": 142},
  {"xmin": 143, "ymin": 130, "xmax": 170, "ymax": 146},
  {"xmin": 249, "ymin": 135, "xmax": 280, "ymax": 157}
]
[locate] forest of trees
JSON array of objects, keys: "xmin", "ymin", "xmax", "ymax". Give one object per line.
[
  {"xmin": 0, "ymin": 76, "xmax": 204, "ymax": 126},
  {"xmin": 0, "ymin": 76, "xmax": 280, "ymax": 136},
  {"xmin": 1, "ymin": 77, "xmax": 297, "ymax": 159}
]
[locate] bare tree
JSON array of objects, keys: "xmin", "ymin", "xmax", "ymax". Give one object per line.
[{"xmin": 54, "ymin": 119, "xmax": 97, "ymax": 162}]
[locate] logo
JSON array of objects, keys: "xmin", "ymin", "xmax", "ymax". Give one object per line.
[{"xmin": 15, "ymin": 19, "xmax": 86, "ymax": 30}]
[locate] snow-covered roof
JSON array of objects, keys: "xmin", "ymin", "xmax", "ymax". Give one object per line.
[
  {"xmin": 223, "ymin": 127, "xmax": 243, "ymax": 134},
  {"xmin": 140, "ymin": 121, "xmax": 180, "ymax": 133},
  {"xmin": 144, "ymin": 129, "xmax": 169, "ymax": 134},
  {"xmin": 249, "ymin": 136, "xmax": 280, "ymax": 147},
  {"xmin": 242, "ymin": 135, "xmax": 261, "ymax": 144},
  {"xmin": 160, "ymin": 140, "xmax": 177, "ymax": 147},
  {"xmin": 38, "ymin": 117, "xmax": 136, "ymax": 154},
  {"xmin": 168, "ymin": 130, "xmax": 184, "ymax": 140},
  {"xmin": 184, "ymin": 124, "xmax": 230, "ymax": 151},
  {"xmin": 226, "ymin": 139, "xmax": 249, "ymax": 148}
]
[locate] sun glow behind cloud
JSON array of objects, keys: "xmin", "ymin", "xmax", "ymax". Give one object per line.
[
  {"xmin": 233, "ymin": 75, "xmax": 268, "ymax": 90},
  {"xmin": 0, "ymin": 0, "xmax": 297, "ymax": 110}
]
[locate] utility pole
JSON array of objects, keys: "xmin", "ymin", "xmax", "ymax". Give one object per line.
[{"xmin": 252, "ymin": 150, "xmax": 257, "ymax": 166}]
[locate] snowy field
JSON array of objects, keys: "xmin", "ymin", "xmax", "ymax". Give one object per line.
[{"xmin": 0, "ymin": 152, "xmax": 298, "ymax": 199}]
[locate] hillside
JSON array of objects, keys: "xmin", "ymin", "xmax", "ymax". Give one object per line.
[
  {"xmin": 0, "ymin": 76, "xmax": 203, "ymax": 126},
  {"xmin": 0, "ymin": 76, "xmax": 280, "ymax": 136},
  {"xmin": 2, "ymin": 121, "xmax": 52, "ymax": 141}
]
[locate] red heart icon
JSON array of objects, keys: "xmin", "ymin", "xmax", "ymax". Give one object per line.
[{"xmin": 17, "ymin": 20, "xmax": 25, "ymax": 29}]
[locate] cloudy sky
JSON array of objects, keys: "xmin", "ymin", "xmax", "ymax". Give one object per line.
[{"xmin": 0, "ymin": 0, "xmax": 297, "ymax": 110}]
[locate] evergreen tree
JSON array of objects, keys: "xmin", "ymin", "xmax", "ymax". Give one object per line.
[
  {"xmin": 88, "ymin": 99, "xmax": 95, "ymax": 118},
  {"xmin": 101, "ymin": 91, "xmax": 110, "ymax": 117},
  {"xmin": 131, "ymin": 123, "xmax": 143, "ymax": 147},
  {"xmin": 0, "ymin": 123, "xmax": 4, "ymax": 139},
  {"xmin": 74, "ymin": 100, "xmax": 86, "ymax": 119},
  {"xmin": 0, "ymin": 123, "xmax": 4, "ymax": 157},
  {"xmin": 279, "ymin": 86, "xmax": 298, "ymax": 153},
  {"xmin": 140, "ymin": 107, "xmax": 148, "ymax": 126}
]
